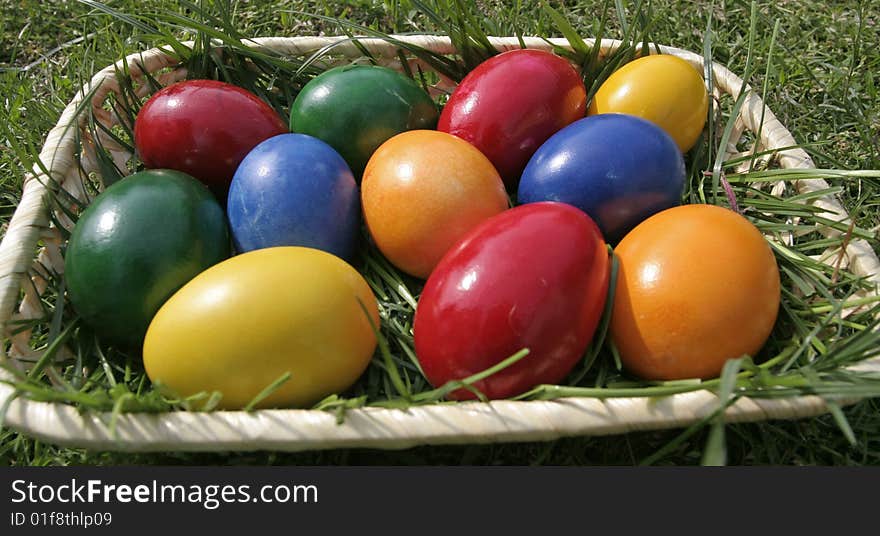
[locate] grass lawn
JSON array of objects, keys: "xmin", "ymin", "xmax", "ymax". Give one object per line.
[{"xmin": 0, "ymin": 0, "xmax": 878, "ymax": 466}]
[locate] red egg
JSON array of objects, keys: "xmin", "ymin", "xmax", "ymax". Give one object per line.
[
  {"xmin": 438, "ymin": 49, "xmax": 587, "ymax": 188},
  {"xmin": 414, "ymin": 202, "xmax": 610, "ymax": 400},
  {"xmin": 134, "ymin": 80, "xmax": 288, "ymax": 192}
]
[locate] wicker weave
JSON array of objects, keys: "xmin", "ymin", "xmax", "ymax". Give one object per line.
[{"xmin": 0, "ymin": 36, "xmax": 877, "ymax": 452}]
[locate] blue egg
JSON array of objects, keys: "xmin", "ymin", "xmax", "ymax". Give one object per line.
[
  {"xmin": 518, "ymin": 114, "xmax": 686, "ymax": 244},
  {"xmin": 228, "ymin": 133, "xmax": 360, "ymax": 259}
]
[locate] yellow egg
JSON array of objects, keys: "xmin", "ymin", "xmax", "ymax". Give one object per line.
[
  {"xmin": 143, "ymin": 247, "xmax": 379, "ymax": 409},
  {"xmin": 588, "ymin": 54, "xmax": 709, "ymax": 152}
]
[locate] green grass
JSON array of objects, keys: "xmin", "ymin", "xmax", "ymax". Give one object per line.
[{"xmin": 1, "ymin": 0, "xmax": 879, "ymax": 466}]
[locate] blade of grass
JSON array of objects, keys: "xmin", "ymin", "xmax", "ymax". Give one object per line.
[
  {"xmin": 242, "ymin": 372, "xmax": 292, "ymax": 412},
  {"xmin": 701, "ymin": 357, "xmax": 746, "ymax": 466}
]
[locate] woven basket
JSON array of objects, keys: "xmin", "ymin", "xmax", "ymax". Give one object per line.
[{"xmin": 0, "ymin": 35, "xmax": 878, "ymax": 452}]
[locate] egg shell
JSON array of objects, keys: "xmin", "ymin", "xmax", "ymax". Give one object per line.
[
  {"xmin": 134, "ymin": 80, "xmax": 288, "ymax": 193},
  {"xmin": 65, "ymin": 169, "xmax": 230, "ymax": 348},
  {"xmin": 143, "ymin": 247, "xmax": 380, "ymax": 409},
  {"xmin": 589, "ymin": 54, "xmax": 709, "ymax": 152},
  {"xmin": 361, "ymin": 130, "xmax": 509, "ymax": 279},
  {"xmin": 518, "ymin": 114, "xmax": 686, "ymax": 244},
  {"xmin": 227, "ymin": 133, "xmax": 360, "ymax": 260},
  {"xmin": 438, "ymin": 49, "xmax": 587, "ymax": 188},
  {"xmin": 414, "ymin": 202, "xmax": 610, "ymax": 400},
  {"xmin": 611, "ymin": 204, "xmax": 781, "ymax": 381},
  {"xmin": 290, "ymin": 65, "xmax": 439, "ymax": 178}
]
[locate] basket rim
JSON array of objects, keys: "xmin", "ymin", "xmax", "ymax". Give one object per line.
[{"xmin": 0, "ymin": 35, "xmax": 878, "ymax": 452}]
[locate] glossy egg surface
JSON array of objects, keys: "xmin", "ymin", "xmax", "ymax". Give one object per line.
[
  {"xmin": 414, "ymin": 202, "xmax": 610, "ymax": 400},
  {"xmin": 227, "ymin": 133, "xmax": 360, "ymax": 260},
  {"xmin": 588, "ymin": 54, "xmax": 709, "ymax": 152},
  {"xmin": 438, "ymin": 49, "xmax": 587, "ymax": 188},
  {"xmin": 361, "ymin": 130, "xmax": 508, "ymax": 279},
  {"xmin": 518, "ymin": 114, "xmax": 686, "ymax": 244},
  {"xmin": 135, "ymin": 80, "xmax": 287, "ymax": 191},
  {"xmin": 65, "ymin": 169, "xmax": 230, "ymax": 348},
  {"xmin": 143, "ymin": 247, "xmax": 380, "ymax": 409},
  {"xmin": 290, "ymin": 65, "xmax": 439, "ymax": 177},
  {"xmin": 611, "ymin": 204, "xmax": 781, "ymax": 380}
]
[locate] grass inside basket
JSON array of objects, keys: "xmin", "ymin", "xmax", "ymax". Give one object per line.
[{"xmin": 2, "ymin": 1, "xmax": 880, "ymax": 461}]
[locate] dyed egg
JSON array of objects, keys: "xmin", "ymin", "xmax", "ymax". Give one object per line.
[
  {"xmin": 611, "ymin": 204, "xmax": 781, "ymax": 381},
  {"xmin": 518, "ymin": 114, "xmax": 686, "ymax": 244},
  {"xmin": 589, "ymin": 54, "xmax": 709, "ymax": 152},
  {"xmin": 414, "ymin": 202, "xmax": 610, "ymax": 400},
  {"xmin": 143, "ymin": 247, "xmax": 379, "ymax": 409},
  {"xmin": 290, "ymin": 65, "xmax": 439, "ymax": 177},
  {"xmin": 65, "ymin": 169, "xmax": 230, "ymax": 348},
  {"xmin": 438, "ymin": 49, "xmax": 587, "ymax": 188},
  {"xmin": 227, "ymin": 133, "xmax": 359, "ymax": 260},
  {"xmin": 361, "ymin": 130, "xmax": 508, "ymax": 279},
  {"xmin": 134, "ymin": 80, "xmax": 288, "ymax": 193}
]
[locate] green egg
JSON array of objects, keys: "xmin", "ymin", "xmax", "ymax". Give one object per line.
[
  {"xmin": 64, "ymin": 169, "xmax": 230, "ymax": 349},
  {"xmin": 289, "ymin": 64, "xmax": 439, "ymax": 178}
]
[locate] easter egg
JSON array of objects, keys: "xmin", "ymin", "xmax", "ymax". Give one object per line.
[
  {"xmin": 589, "ymin": 54, "xmax": 709, "ymax": 152},
  {"xmin": 290, "ymin": 65, "xmax": 439, "ymax": 177},
  {"xmin": 611, "ymin": 204, "xmax": 781, "ymax": 381},
  {"xmin": 65, "ymin": 169, "xmax": 230, "ymax": 348},
  {"xmin": 518, "ymin": 114, "xmax": 686, "ymax": 244},
  {"xmin": 438, "ymin": 49, "xmax": 587, "ymax": 188},
  {"xmin": 227, "ymin": 133, "xmax": 359, "ymax": 260},
  {"xmin": 361, "ymin": 130, "xmax": 508, "ymax": 279},
  {"xmin": 143, "ymin": 247, "xmax": 379, "ymax": 409},
  {"xmin": 134, "ymin": 80, "xmax": 287, "ymax": 193},
  {"xmin": 414, "ymin": 202, "xmax": 610, "ymax": 400}
]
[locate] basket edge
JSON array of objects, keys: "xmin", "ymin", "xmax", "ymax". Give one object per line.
[{"xmin": 0, "ymin": 370, "xmax": 861, "ymax": 452}]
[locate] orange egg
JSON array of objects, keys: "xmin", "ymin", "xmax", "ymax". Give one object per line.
[
  {"xmin": 361, "ymin": 130, "xmax": 508, "ymax": 278},
  {"xmin": 610, "ymin": 204, "xmax": 781, "ymax": 380}
]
